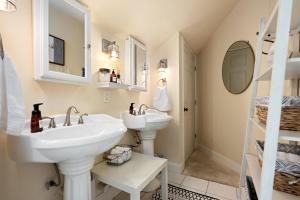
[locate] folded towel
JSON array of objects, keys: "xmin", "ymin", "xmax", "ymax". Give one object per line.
[
  {"xmin": 0, "ymin": 54, "xmax": 25, "ymax": 134},
  {"xmin": 153, "ymin": 85, "xmax": 171, "ymax": 112},
  {"xmin": 256, "ymin": 96, "xmax": 300, "ymax": 107}
]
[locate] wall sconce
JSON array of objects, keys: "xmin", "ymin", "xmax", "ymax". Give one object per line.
[
  {"xmin": 158, "ymin": 59, "xmax": 168, "ymax": 82},
  {"xmin": 158, "ymin": 59, "xmax": 167, "ymax": 73},
  {"xmin": 0, "ymin": 0, "xmax": 17, "ymax": 12},
  {"xmin": 102, "ymin": 39, "xmax": 119, "ymax": 60}
]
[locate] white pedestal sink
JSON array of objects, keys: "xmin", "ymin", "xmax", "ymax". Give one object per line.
[
  {"xmin": 7, "ymin": 114, "xmax": 127, "ymax": 200},
  {"xmin": 121, "ymin": 109, "xmax": 172, "ymax": 156}
]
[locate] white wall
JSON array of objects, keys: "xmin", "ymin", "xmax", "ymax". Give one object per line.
[
  {"xmin": 0, "ymin": 0, "xmax": 143, "ymax": 199},
  {"xmin": 196, "ymin": 0, "xmax": 286, "ymax": 165},
  {"xmin": 146, "ymin": 33, "xmax": 185, "ymax": 170}
]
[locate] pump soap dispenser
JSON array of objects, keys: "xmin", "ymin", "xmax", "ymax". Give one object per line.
[
  {"xmin": 129, "ymin": 103, "xmax": 135, "ymax": 115},
  {"xmin": 31, "ymin": 103, "xmax": 43, "ymax": 133}
]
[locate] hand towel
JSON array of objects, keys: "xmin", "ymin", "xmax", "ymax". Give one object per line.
[
  {"xmin": 0, "ymin": 54, "xmax": 25, "ymax": 134},
  {"xmin": 153, "ymin": 85, "xmax": 171, "ymax": 112}
]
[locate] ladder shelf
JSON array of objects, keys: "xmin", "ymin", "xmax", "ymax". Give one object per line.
[{"xmin": 239, "ymin": 0, "xmax": 300, "ymax": 199}]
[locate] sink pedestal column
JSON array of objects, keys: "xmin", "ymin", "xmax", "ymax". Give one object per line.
[
  {"xmin": 58, "ymin": 157, "xmax": 95, "ymax": 200},
  {"xmin": 139, "ymin": 130, "xmax": 161, "ymax": 192},
  {"xmin": 139, "ymin": 130, "xmax": 157, "ymax": 156}
]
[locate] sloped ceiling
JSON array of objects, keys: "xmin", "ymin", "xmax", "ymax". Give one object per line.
[{"xmin": 81, "ymin": 0, "xmax": 238, "ymax": 53}]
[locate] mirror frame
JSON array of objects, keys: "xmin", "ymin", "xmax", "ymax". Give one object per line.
[
  {"xmin": 33, "ymin": 0, "xmax": 91, "ymax": 85},
  {"xmin": 222, "ymin": 40, "xmax": 255, "ymax": 95},
  {"xmin": 125, "ymin": 36, "xmax": 148, "ymax": 92}
]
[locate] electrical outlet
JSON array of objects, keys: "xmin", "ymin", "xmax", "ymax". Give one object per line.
[{"xmin": 103, "ymin": 91, "xmax": 112, "ymax": 103}]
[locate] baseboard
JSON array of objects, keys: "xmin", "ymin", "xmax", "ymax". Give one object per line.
[
  {"xmin": 168, "ymin": 161, "xmax": 185, "ymax": 174},
  {"xmin": 198, "ymin": 145, "xmax": 241, "ymax": 173}
]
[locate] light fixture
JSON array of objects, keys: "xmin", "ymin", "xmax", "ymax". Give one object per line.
[
  {"xmin": 158, "ymin": 59, "xmax": 167, "ymax": 73},
  {"xmin": 0, "ymin": 0, "xmax": 17, "ymax": 12},
  {"xmin": 158, "ymin": 59, "xmax": 168, "ymax": 82},
  {"xmin": 102, "ymin": 39, "xmax": 120, "ymax": 60}
]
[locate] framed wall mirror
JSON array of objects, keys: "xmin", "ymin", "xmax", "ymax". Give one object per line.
[
  {"xmin": 222, "ymin": 41, "xmax": 255, "ymax": 94},
  {"xmin": 33, "ymin": 0, "xmax": 91, "ymax": 85},
  {"xmin": 125, "ymin": 36, "xmax": 148, "ymax": 91}
]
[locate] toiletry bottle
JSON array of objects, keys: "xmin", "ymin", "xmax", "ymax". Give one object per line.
[
  {"xmin": 31, "ymin": 103, "xmax": 43, "ymax": 133},
  {"xmin": 129, "ymin": 103, "xmax": 135, "ymax": 115},
  {"xmin": 111, "ymin": 69, "xmax": 117, "ymax": 83}
]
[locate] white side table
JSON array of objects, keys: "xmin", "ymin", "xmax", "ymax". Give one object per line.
[{"xmin": 92, "ymin": 152, "xmax": 168, "ymax": 200}]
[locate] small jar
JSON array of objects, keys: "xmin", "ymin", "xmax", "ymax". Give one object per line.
[{"xmin": 98, "ymin": 68, "xmax": 111, "ymax": 83}]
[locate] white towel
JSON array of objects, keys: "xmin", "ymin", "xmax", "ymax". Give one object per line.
[
  {"xmin": 153, "ymin": 86, "xmax": 171, "ymax": 112},
  {"xmin": 0, "ymin": 54, "xmax": 25, "ymax": 134}
]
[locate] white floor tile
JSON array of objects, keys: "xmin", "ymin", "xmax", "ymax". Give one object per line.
[
  {"xmin": 206, "ymin": 181, "xmax": 237, "ymax": 200},
  {"xmin": 181, "ymin": 176, "xmax": 209, "ymax": 193},
  {"xmin": 168, "ymin": 171, "xmax": 185, "ymax": 185}
]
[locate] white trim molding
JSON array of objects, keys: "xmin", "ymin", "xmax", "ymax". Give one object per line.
[{"xmin": 168, "ymin": 161, "xmax": 185, "ymax": 174}]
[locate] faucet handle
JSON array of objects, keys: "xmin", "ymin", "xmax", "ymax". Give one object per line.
[
  {"xmin": 42, "ymin": 117, "xmax": 56, "ymax": 129},
  {"xmin": 78, "ymin": 113, "xmax": 88, "ymax": 124}
]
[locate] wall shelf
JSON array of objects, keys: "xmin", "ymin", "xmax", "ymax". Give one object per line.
[{"xmin": 96, "ymin": 82, "xmax": 130, "ymax": 89}]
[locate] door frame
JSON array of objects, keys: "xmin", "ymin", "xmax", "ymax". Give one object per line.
[{"xmin": 179, "ymin": 34, "xmax": 198, "ymax": 163}]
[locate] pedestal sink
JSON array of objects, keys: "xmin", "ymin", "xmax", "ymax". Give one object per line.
[
  {"xmin": 121, "ymin": 109, "xmax": 172, "ymax": 191},
  {"xmin": 121, "ymin": 109, "xmax": 172, "ymax": 155},
  {"xmin": 6, "ymin": 114, "xmax": 127, "ymax": 200}
]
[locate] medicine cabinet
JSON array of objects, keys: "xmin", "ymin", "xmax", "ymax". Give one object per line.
[{"xmin": 125, "ymin": 36, "xmax": 148, "ymax": 91}]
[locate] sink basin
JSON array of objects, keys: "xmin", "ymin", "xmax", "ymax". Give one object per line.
[
  {"xmin": 7, "ymin": 114, "xmax": 126, "ymax": 163},
  {"xmin": 121, "ymin": 109, "xmax": 172, "ymax": 155},
  {"xmin": 121, "ymin": 109, "xmax": 172, "ymax": 131},
  {"xmin": 7, "ymin": 114, "xmax": 127, "ymax": 200}
]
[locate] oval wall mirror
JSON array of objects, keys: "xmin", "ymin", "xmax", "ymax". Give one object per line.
[{"xmin": 222, "ymin": 41, "xmax": 255, "ymax": 94}]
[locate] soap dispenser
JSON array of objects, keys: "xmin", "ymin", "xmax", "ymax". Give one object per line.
[
  {"xmin": 129, "ymin": 103, "xmax": 135, "ymax": 115},
  {"xmin": 31, "ymin": 103, "xmax": 43, "ymax": 133}
]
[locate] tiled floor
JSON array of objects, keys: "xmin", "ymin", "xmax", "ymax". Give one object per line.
[
  {"xmin": 113, "ymin": 171, "xmax": 243, "ymax": 200},
  {"xmin": 183, "ymin": 149, "xmax": 240, "ymax": 187}
]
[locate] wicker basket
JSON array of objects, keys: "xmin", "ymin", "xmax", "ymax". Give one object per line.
[
  {"xmin": 256, "ymin": 141, "xmax": 300, "ymax": 196},
  {"xmin": 256, "ymin": 105, "xmax": 300, "ymax": 131}
]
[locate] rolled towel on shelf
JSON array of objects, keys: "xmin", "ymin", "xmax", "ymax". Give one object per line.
[{"xmin": 104, "ymin": 145, "xmax": 132, "ymax": 165}]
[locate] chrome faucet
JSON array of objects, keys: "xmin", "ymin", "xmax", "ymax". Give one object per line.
[
  {"xmin": 42, "ymin": 116, "xmax": 56, "ymax": 129},
  {"xmin": 78, "ymin": 113, "xmax": 88, "ymax": 124},
  {"xmin": 63, "ymin": 106, "xmax": 80, "ymax": 126},
  {"xmin": 138, "ymin": 104, "xmax": 148, "ymax": 115}
]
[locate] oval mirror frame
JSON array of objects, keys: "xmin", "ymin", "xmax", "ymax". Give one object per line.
[{"xmin": 222, "ymin": 41, "xmax": 255, "ymax": 94}]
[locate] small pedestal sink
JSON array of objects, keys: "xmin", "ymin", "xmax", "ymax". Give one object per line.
[
  {"xmin": 121, "ymin": 109, "xmax": 172, "ymax": 191},
  {"xmin": 121, "ymin": 109, "xmax": 172, "ymax": 155},
  {"xmin": 7, "ymin": 114, "xmax": 127, "ymax": 200}
]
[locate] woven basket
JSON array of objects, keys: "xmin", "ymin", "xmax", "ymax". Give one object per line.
[
  {"xmin": 256, "ymin": 106, "xmax": 300, "ymax": 131},
  {"xmin": 256, "ymin": 141, "xmax": 300, "ymax": 196},
  {"xmin": 258, "ymin": 159, "xmax": 300, "ymax": 196}
]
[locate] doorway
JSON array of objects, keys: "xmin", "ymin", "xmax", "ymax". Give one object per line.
[{"xmin": 180, "ymin": 36, "xmax": 196, "ymax": 162}]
